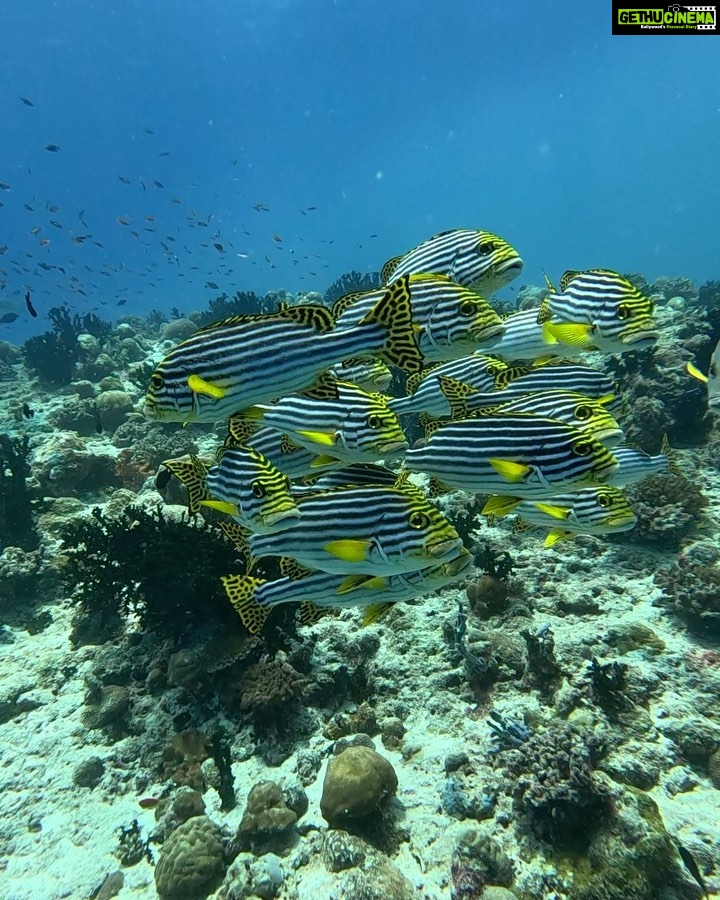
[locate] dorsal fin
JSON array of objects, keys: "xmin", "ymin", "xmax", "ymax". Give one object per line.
[{"xmin": 380, "ymin": 254, "xmax": 404, "ymax": 284}]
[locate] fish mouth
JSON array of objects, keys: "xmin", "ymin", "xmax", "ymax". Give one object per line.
[
  {"xmin": 607, "ymin": 513, "xmax": 637, "ymax": 530},
  {"xmin": 495, "ymin": 257, "xmax": 524, "ymax": 278},
  {"xmin": 443, "ymin": 549, "xmax": 474, "ymax": 577},
  {"xmin": 620, "ymin": 328, "xmax": 660, "ymax": 347},
  {"xmin": 427, "ymin": 537, "xmax": 464, "ymax": 559},
  {"xmin": 593, "ymin": 460, "xmax": 620, "ymax": 482},
  {"xmin": 373, "ymin": 375, "xmax": 393, "ymax": 390},
  {"xmin": 142, "ymin": 401, "xmax": 159, "ymax": 420},
  {"xmin": 593, "ymin": 427, "xmax": 625, "ymax": 447},
  {"xmin": 378, "ymin": 440, "xmax": 409, "ymax": 456},
  {"xmin": 471, "ymin": 322, "xmax": 506, "ymax": 345},
  {"xmin": 263, "ymin": 507, "xmax": 301, "ymax": 527}
]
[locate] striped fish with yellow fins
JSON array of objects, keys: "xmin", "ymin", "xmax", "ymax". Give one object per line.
[
  {"xmin": 221, "ymin": 548, "xmax": 473, "ymax": 634},
  {"xmin": 333, "ymin": 273, "xmax": 506, "ymax": 362},
  {"xmin": 405, "ymin": 414, "xmax": 618, "ymax": 498},
  {"xmin": 538, "ymin": 269, "xmax": 659, "ymax": 354},
  {"xmin": 482, "ymin": 486, "xmax": 637, "ymax": 548},
  {"xmin": 230, "ymin": 377, "xmax": 408, "ymax": 466},
  {"xmin": 143, "ymin": 276, "xmax": 422, "ymax": 424},
  {"xmin": 223, "ymin": 481, "xmax": 465, "ymax": 576},
  {"xmin": 160, "ymin": 446, "xmax": 300, "ymax": 533},
  {"xmin": 430, "ymin": 388, "xmax": 624, "ymax": 447},
  {"xmin": 381, "ymin": 228, "xmax": 523, "ymax": 296}
]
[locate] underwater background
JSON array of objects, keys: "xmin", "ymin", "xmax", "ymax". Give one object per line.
[{"xmin": 1, "ymin": 1, "xmax": 720, "ymax": 899}]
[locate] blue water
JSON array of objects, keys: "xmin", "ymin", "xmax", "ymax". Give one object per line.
[{"xmin": 1, "ymin": 0, "xmax": 718, "ymax": 338}]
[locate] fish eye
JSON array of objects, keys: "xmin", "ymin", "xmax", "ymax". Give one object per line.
[
  {"xmin": 409, "ymin": 511, "xmax": 430, "ymax": 529},
  {"xmin": 459, "ymin": 299, "xmax": 478, "ymax": 316},
  {"xmin": 572, "ymin": 439, "xmax": 593, "ymax": 457},
  {"xmin": 150, "ymin": 374, "xmax": 164, "ymax": 390},
  {"xmin": 251, "ymin": 481, "xmax": 267, "ymax": 498},
  {"xmin": 617, "ymin": 303, "xmax": 632, "ymax": 320},
  {"xmin": 368, "ymin": 415, "xmax": 385, "ymax": 429},
  {"xmin": 574, "ymin": 404, "xmax": 592, "ymax": 421},
  {"xmin": 597, "ymin": 493, "xmax": 611, "ymax": 508},
  {"xmin": 487, "ymin": 364, "xmax": 504, "ymax": 377},
  {"xmin": 477, "ymin": 240, "xmax": 496, "ymax": 254}
]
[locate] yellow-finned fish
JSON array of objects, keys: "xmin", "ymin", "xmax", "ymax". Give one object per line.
[
  {"xmin": 221, "ymin": 548, "xmax": 474, "ymax": 634},
  {"xmin": 381, "ymin": 228, "xmax": 523, "ymax": 296},
  {"xmin": 687, "ymin": 337, "xmax": 720, "ymax": 414},
  {"xmin": 333, "ymin": 273, "xmax": 505, "ymax": 362},
  {"xmin": 231, "ymin": 378, "xmax": 408, "ymax": 466},
  {"xmin": 405, "ymin": 414, "xmax": 618, "ymax": 498},
  {"xmin": 160, "ymin": 447, "xmax": 299, "ymax": 533},
  {"xmin": 143, "ymin": 277, "xmax": 422, "ymax": 424},
  {"xmin": 224, "ymin": 482, "xmax": 465, "ymax": 576},
  {"xmin": 482, "ymin": 486, "xmax": 637, "ymax": 548},
  {"xmin": 538, "ymin": 269, "xmax": 659, "ymax": 353}
]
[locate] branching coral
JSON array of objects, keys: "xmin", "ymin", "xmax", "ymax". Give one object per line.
[
  {"xmin": 0, "ymin": 434, "xmax": 37, "ymax": 552},
  {"xmin": 59, "ymin": 504, "xmax": 242, "ymax": 644},
  {"xmin": 323, "ymin": 270, "xmax": 381, "ymax": 306},
  {"xmin": 22, "ymin": 305, "xmax": 111, "ymax": 385},
  {"xmin": 195, "ymin": 290, "xmax": 270, "ymax": 327}
]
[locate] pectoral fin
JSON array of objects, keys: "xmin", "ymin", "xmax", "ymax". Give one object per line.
[
  {"xmin": 324, "ymin": 539, "xmax": 371, "ymax": 563},
  {"xmin": 188, "ymin": 373, "xmax": 227, "ymax": 399},
  {"xmin": 686, "ymin": 361, "xmax": 708, "ymax": 384},
  {"xmin": 544, "ymin": 528, "xmax": 573, "ymax": 548},
  {"xmin": 200, "ymin": 499, "xmax": 239, "ymax": 516},
  {"xmin": 363, "ymin": 602, "xmax": 395, "ymax": 626},
  {"xmin": 297, "ymin": 430, "xmax": 337, "ymax": 447},
  {"xmin": 488, "ymin": 458, "xmax": 531, "ymax": 483},
  {"xmin": 533, "ymin": 502, "xmax": 571, "ymax": 520},
  {"xmin": 542, "ymin": 322, "xmax": 595, "ymax": 349},
  {"xmin": 481, "ymin": 495, "xmax": 521, "ymax": 517}
]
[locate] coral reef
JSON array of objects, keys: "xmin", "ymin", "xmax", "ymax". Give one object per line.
[
  {"xmin": 194, "ymin": 290, "xmax": 270, "ymax": 327},
  {"xmin": 496, "ymin": 721, "xmax": 612, "ymax": 848},
  {"xmin": 320, "ymin": 745, "xmax": 398, "ymax": 826},
  {"xmin": 655, "ymin": 545, "xmax": 720, "ymax": 638},
  {"xmin": 624, "ymin": 473, "xmax": 708, "ymax": 550},
  {"xmin": 154, "ymin": 816, "xmax": 227, "ymax": 899}
]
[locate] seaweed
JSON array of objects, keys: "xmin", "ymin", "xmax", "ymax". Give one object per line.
[
  {"xmin": 323, "ymin": 270, "xmax": 381, "ymax": 306},
  {"xmin": 0, "ymin": 434, "xmax": 37, "ymax": 552},
  {"xmin": 60, "ymin": 504, "xmax": 244, "ymax": 643}
]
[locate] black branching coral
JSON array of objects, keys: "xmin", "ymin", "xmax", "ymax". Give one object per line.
[
  {"xmin": 323, "ymin": 270, "xmax": 381, "ymax": 306},
  {"xmin": 22, "ymin": 305, "xmax": 112, "ymax": 385},
  {"xmin": 59, "ymin": 504, "xmax": 242, "ymax": 642},
  {"xmin": 0, "ymin": 433, "xmax": 37, "ymax": 552}
]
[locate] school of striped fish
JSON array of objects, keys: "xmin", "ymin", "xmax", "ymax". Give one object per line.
[{"xmin": 146, "ymin": 227, "xmax": 682, "ymax": 634}]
